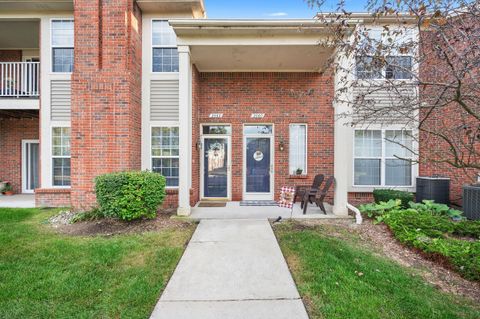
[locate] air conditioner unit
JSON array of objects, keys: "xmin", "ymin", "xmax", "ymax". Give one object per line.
[
  {"xmin": 463, "ymin": 185, "xmax": 480, "ymax": 220},
  {"xmin": 416, "ymin": 176, "xmax": 450, "ymax": 204}
]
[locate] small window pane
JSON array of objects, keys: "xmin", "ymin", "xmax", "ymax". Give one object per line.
[
  {"xmin": 386, "ymin": 56, "xmax": 412, "ymax": 79},
  {"xmin": 53, "ymin": 158, "xmax": 71, "ymax": 186},
  {"xmin": 385, "ymin": 130, "xmax": 412, "ymax": 158},
  {"xmin": 356, "ymin": 56, "xmax": 382, "ymax": 79},
  {"xmin": 52, "ymin": 20, "xmax": 74, "ymax": 47},
  {"xmin": 354, "ymin": 159, "xmax": 381, "ymax": 185},
  {"xmin": 243, "ymin": 125, "xmax": 273, "ymax": 135},
  {"xmin": 52, "ymin": 127, "xmax": 71, "ymax": 156},
  {"xmin": 354, "ymin": 130, "xmax": 382, "ymax": 157},
  {"xmin": 152, "ymin": 158, "xmax": 179, "ymax": 187},
  {"xmin": 202, "ymin": 125, "xmax": 231, "ymax": 135},
  {"xmin": 289, "ymin": 124, "xmax": 307, "ymax": 174},
  {"xmin": 152, "ymin": 127, "xmax": 179, "ymax": 157},
  {"xmin": 386, "ymin": 159, "xmax": 412, "ymax": 186},
  {"xmin": 152, "ymin": 20, "xmax": 177, "ymax": 46},
  {"xmin": 52, "ymin": 48, "xmax": 74, "ymax": 73},
  {"xmin": 152, "ymin": 48, "xmax": 179, "ymax": 72}
]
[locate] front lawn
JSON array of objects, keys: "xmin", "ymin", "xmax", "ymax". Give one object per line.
[
  {"xmin": 0, "ymin": 208, "xmax": 195, "ymax": 318},
  {"xmin": 274, "ymin": 222, "xmax": 480, "ymax": 319}
]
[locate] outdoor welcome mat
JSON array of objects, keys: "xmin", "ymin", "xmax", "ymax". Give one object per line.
[
  {"xmin": 239, "ymin": 200, "xmax": 278, "ymax": 206},
  {"xmin": 198, "ymin": 202, "xmax": 227, "ymax": 207}
]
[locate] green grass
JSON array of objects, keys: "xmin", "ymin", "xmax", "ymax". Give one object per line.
[
  {"xmin": 0, "ymin": 208, "xmax": 195, "ymax": 319},
  {"xmin": 274, "ymin": 222, "xmax": 480, "ymax": 319}
]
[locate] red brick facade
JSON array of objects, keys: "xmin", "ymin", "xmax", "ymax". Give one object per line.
[
  {"xmin": 0, "ymin": 50, "xmax": 22, "ymax": 62},
  {"xmin": 418, "ymin": 27, "xmax": 479, "ymax": 206},
  {"xmin": 0, "ymin": 117, "xmax": 39, "ymax": 194},
  {"xmin": 35, "ymin": 188, "xmax": 71, "ymax": 207},
  {"xmin": 70, "ymin": 0, "xmax": 142, "ymax": 211},
  {"xmin": 193, "ymin": 72, "xmax": 335, "ymax": 203}
]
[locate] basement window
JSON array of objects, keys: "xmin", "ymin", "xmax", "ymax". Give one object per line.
[{"xmin": 152, "ymin": 20, "xmax": 179, "ymax": 72}]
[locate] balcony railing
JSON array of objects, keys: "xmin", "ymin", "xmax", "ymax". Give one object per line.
[{"xmin": 0, "ymin": 62, "xmax": 40, "ymax": 98}]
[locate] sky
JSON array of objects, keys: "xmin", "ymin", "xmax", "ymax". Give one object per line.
[{"xmin": 204, "ymin": 0, "xmax": 369, "ymax": 19}]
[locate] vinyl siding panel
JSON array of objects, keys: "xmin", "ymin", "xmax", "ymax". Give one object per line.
[
  {"xmin": 150, "ymin": 79, "xmax": 179, "ymax": 121},
  {"xmin": 50, "ymin": 80, "xmax": 71, "ymax": 121}
]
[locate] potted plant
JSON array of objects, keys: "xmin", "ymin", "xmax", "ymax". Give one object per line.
[
  {"xmin": 295, "ymin": 168, "xmax": 303, "ymax": 175},
  {"xmin": 0, "ymin": 181, "xmax": 6, "ymax": 195},
  {"xmin": 2, "ymin": 184, "xmax": 14, "ymax": 196}
]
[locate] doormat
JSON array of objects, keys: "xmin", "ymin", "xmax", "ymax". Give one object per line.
[
  {"xmin": 239, "ymin": 200, "xmax": 278, "ymax": 207},
  {"xmin": 198, "ymin": 202, "xmax": 227, "ymax": 207}
]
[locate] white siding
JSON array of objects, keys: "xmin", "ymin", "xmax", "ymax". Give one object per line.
[
  {"xmin": 50, "ymin": 80, "xmax": 71, "ymax": 121},
  {"xmin": 352, "ymin": 84, "xmax": 417, "ymax": 124},
  {"xmin": 150, "ymin": 79, "xmax": 179, "ymax": 121}
]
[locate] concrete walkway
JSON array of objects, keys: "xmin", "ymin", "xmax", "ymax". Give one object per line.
[
  {"xmin": 0, "ymin": 194, "xmax": 35, "ymax": 208},
  {"xmin": 150, "ymin": 219, "xmax": 309, "ymax": 319}
]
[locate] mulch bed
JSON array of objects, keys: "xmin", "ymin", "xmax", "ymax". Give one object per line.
[
  {"xmin": 49, "ymin": 209, "xmax": 195, "ymax": 237},
  {"xmin": 287, "ymin": 218, "xmax": 480, "ymax": 303}
]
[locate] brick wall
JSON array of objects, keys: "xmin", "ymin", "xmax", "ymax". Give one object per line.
[
  {"xmin": 419, "ymin": 27, "xmax": 479, "ymax": 206},
  {"xmin": 35, "ymin": 188, "xmax": 71, "ymax": 207},
  {"xmin": 0, "ymin": 117, "xmax": 39, "ymax": 194},
  {"xmin": 193, "ymin": 72, "xmax": 335, "ymax": 203},
  {"xmin": 70, "ymin": 0, "xmax": 142, "ymax": 211},
  {"xmin": 0, "ymin": 50, "xmax": 22, "ymax": 62},
  {"xmin": 190, "ymin": 66, "xmax": 201, "ymax": 206}
]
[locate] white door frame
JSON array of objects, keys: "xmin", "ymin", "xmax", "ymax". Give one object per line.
[
  {"xmin": 200, "ymin": 135, "xmax": 232, "ymax": 200},
  {"xmin": 243, "ymin": 126, "xmax": 275, "ymax": 201},
  {"xmin": 22, "ymin": 139, "xmax": 39, "ymax": 194}
]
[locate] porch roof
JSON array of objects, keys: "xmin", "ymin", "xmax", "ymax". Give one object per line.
[{"xmin": 169, "ymin": 19, "xmax": 341, "ymax": 72}]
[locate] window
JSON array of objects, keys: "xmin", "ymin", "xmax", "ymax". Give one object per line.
[
  {"xmin": 356, "ymin": 55, "xmax": 412, "ymax": 80},
  {"xmin": 356, "ymin": 56, "xmax": 382, "ymax": 80},
  {"xmin": 386, "ymin": 56, "xmax": 412, "ymax": 79},
  {"xmin": 52, "ymin": 127, "xmax": 71, "ymax": 186},
  {"xmin": 51, "ymin": 19, "xmax": 74, "ymax": 73},
  {"xmin": 354, "ymin": 129, "xmax": 413, "ymax": 186},
  {"xmin": 152, "ymin": 20, "xmax": 178, "ymax": 72},
  {"xmin": 152, "ymin": 127, "xmax": 179, "ymax": 187},
  {"xmin": 289, "ymin": 124, "xmax": 307, "ymax": 174}
]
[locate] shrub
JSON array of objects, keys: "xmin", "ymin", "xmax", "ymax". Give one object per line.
[
  {"xmin": 359, "ymin": 199, "xmax": 401, "ymax": 219},
  {"xmin": 409, "ymin": 200, "xmax": 463, "ymax": 219},
  {"xmin": 95, "ymin": 171, "xmax": 166, "ymax": 221},
  {"xmin": 373, "ymin": 189, "xmax": 414, "ymax": 208},
  {"xmin": 383, "ymin": 210, "xmax": 480, "ymax": 281}
]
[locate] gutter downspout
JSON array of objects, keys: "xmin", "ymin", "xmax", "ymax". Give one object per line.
[{"xmin": 347, "ymin": 203, "xmax": 363, "ymax": 225}]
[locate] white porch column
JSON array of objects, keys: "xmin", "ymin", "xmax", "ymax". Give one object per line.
[
  {"xmin": 177, "ymin": 46, "xmax": 192, "ymax": 216},
  {"xmin": 332, "ymin": 51, "xmax": 351, "ymax": 216}
]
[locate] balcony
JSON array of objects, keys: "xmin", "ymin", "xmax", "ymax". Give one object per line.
[{"xmin": 0, "ymin": 62, "xmax": 40, "ymax": 98}]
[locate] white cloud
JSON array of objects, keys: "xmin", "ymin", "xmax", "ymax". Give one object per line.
[{"xmin": 267, "ymin": 12, "xmax": 288, "ymax": 17}]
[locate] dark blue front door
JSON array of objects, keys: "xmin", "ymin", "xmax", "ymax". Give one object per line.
[
  {"xmin": 246, "ymin": 137, "xmax": 271, "ymax": 193},
  {"xmin": 204, "ymin": 138, "xmax": 228, "ymax": 198}
]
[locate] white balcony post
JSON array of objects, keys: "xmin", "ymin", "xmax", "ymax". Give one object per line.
[{"xmin": 177, "ymin": 45, "xmax": 192, "ymax": 216}]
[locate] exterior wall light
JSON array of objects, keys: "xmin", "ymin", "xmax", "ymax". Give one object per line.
[{"xmin": 278, "ymin": 140, "xmax": 285, "ymax": 151}]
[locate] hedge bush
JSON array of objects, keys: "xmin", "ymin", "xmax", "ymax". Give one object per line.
[
  {"xmin": 373, "ymin": 189, "xmax": 414, "ymax": 208},
  {"xmin": 95, "ymin": 171, "xmax": 166, "ymax": 221},
  {"xmin": 359, "ymin": 200, "xmax": 480, "ymax": 281}
]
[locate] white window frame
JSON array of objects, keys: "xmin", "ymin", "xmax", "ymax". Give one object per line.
[
  {"xmin": 353, "ymin": 129, "xmax": 414, "ymax": 188},
  {"xmin": 289, "ymin": 123, "xmax": 308, "ymax": 175},
  {"xmin": 51, "ymin": 126, "xmax": 71, "ymax": 188},
  {"xmin": 355, "ymin": 27, "xmax": 416, "ymax": 81},
  {"xmin": 150, "ymin": 124, "xmax": 180, "ymax": 189},
  {"xmin": 50, "ymin": 18, "xmax": 74, "ymax": 74},
  {"xmin": 355, "ymin": 55, "xmax": 413, "ymax": 80},
  {"xmin": 151, "ymin": 20, "xmax": 178, "ymax": 73}
]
